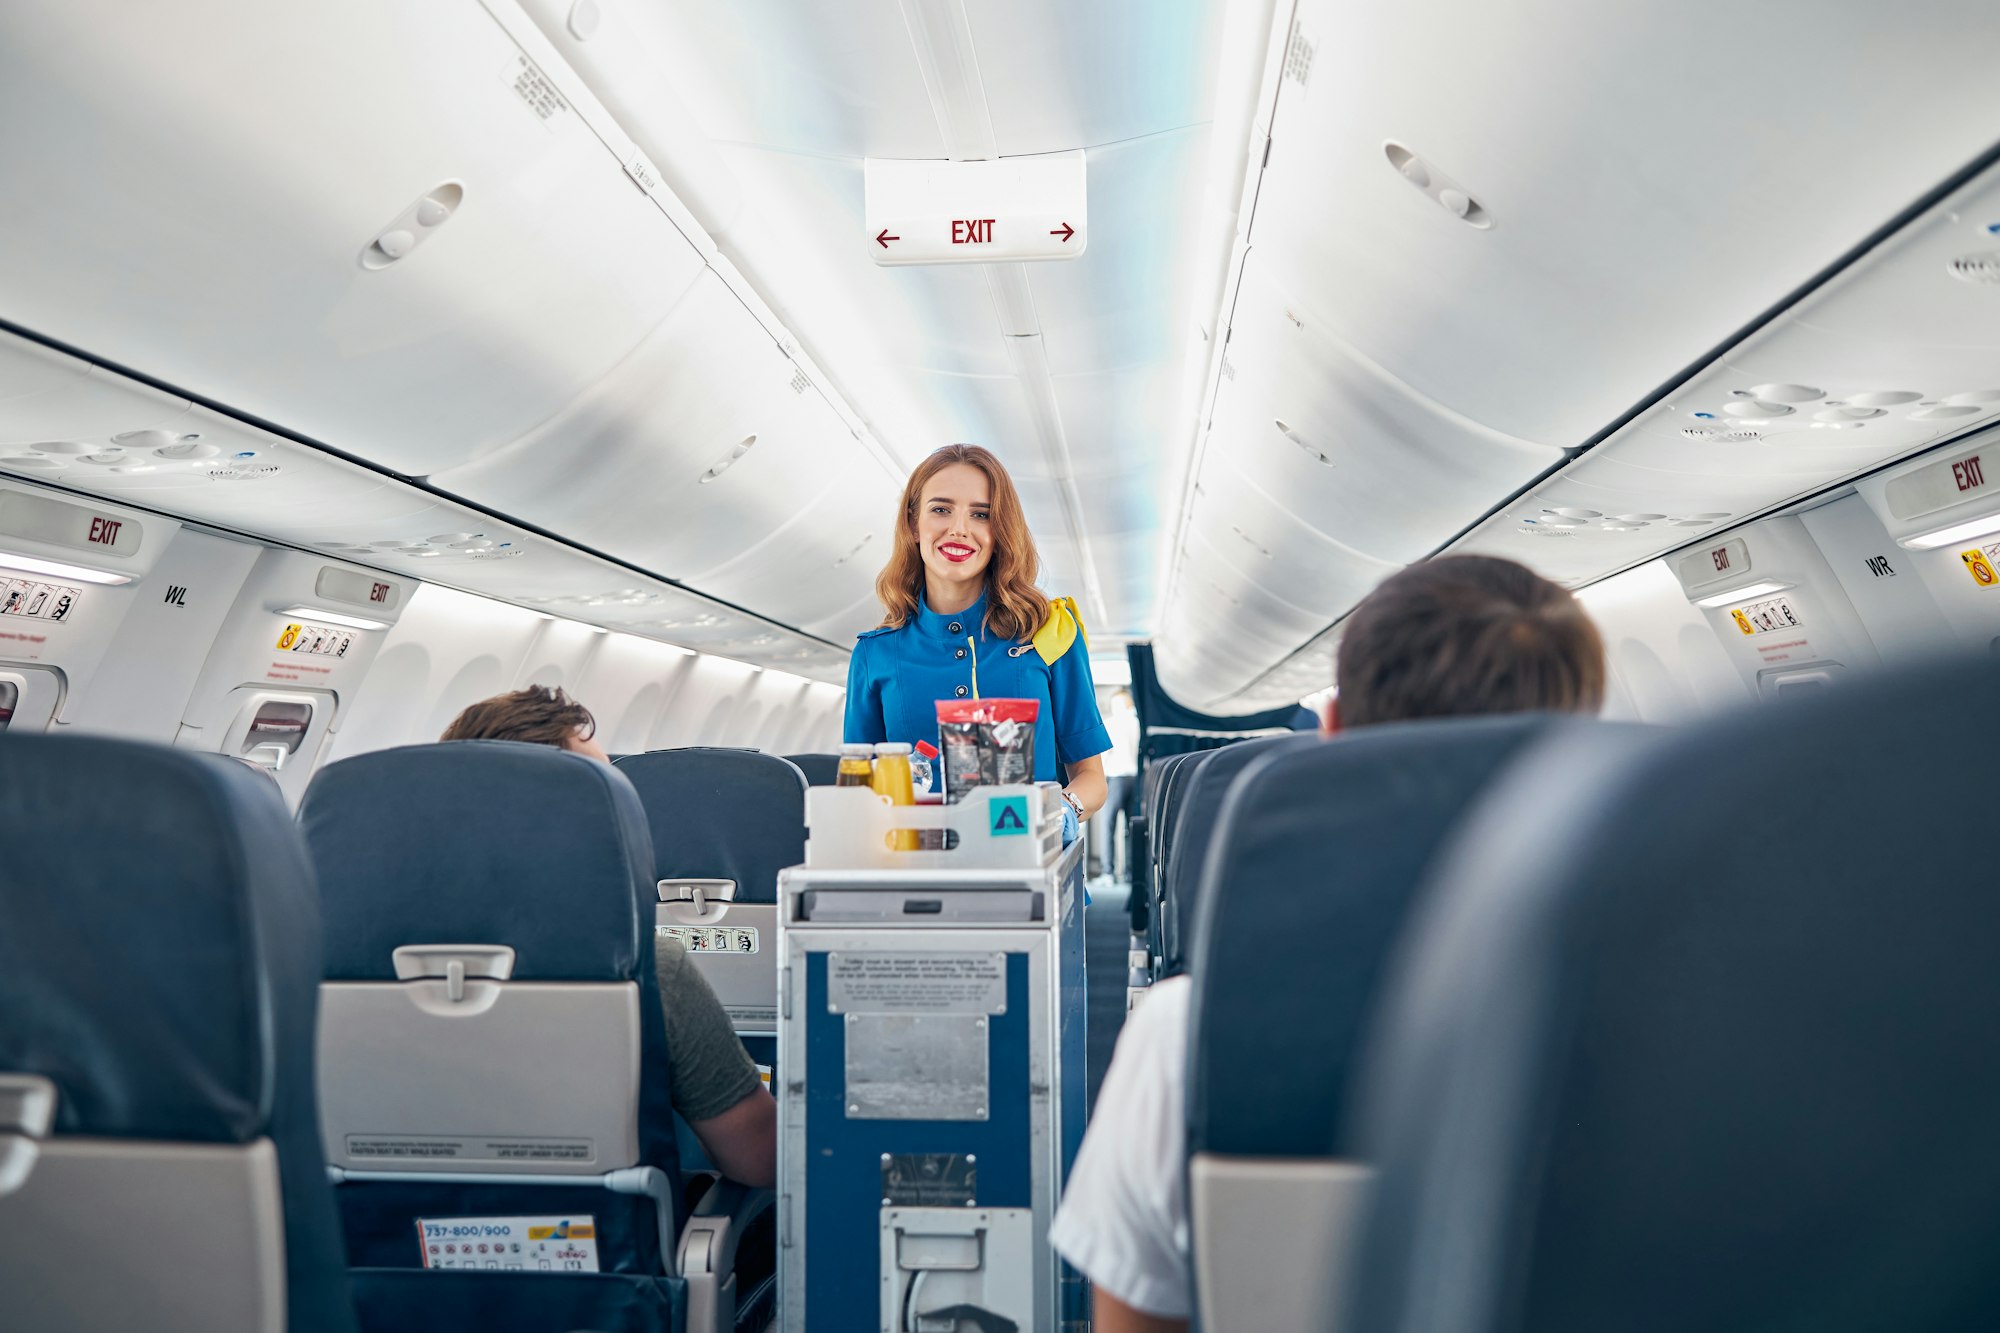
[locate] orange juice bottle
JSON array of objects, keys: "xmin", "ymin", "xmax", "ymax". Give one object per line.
[{"xmin": 872, "ymin": 742, "xmax": 918, "ymax": 850}]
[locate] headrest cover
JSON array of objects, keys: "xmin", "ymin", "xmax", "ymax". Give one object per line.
[
  {"xmin": 1186, "ymin": 714, "xmax": 1559, "ymax": 1158},
  {"xmin": 613, "ymin": 749, "xmax": 806, "ymax": 904},
  {"xmin": 1350, "ymin": 657, "xmax": 2000, "ymax": 1333},
  {"xmin": 302, "ymin": 741, "xmax": 654, "ymax": 981},
  {"xmin": 0, "ymin": 735, "xmax": 317, "ymax": 1143}
]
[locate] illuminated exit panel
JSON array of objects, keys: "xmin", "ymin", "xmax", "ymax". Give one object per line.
[{"xmin": 864, "ymin": 151, "xmax": 1087, "ymax": 266}]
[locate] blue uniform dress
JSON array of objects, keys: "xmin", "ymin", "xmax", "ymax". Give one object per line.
[{"xmin": 844, "ymin": 589, "xmax": 1112, "ymax": 795}]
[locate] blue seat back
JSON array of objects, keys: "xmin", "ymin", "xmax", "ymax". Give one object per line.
[
  {"xmin": 0, "ymin": 734, "xmax": 357, "ymax": 1333},
  {"xmin": 1185, "ymin": 715, "xmax": 1556, "ymax": 1161},
  {"xmin": 1161, "ymin": 733, "xmax": 1322, "ymax": 978},
  {"xmin": 782, "ymin": 753, "xmax": 840, "ymax": 787},
  {"xmin": 300, "ymin": 741, "xmax": 681, "ymax": 1280},
  {"xmin": 1348, "ymin": 656, "xmax": 2000, "ymax": 1332},
  {"xmin": 614, "ymin": 749, "xmax": 807, "ymax": 904}
]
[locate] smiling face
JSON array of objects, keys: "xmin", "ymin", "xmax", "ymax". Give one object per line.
[{"xmin": 913, "ymin": 462, "xmax": 995, "ymax": 600}]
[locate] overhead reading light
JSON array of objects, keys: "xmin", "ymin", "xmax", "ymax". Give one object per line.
[
  {"xmin": 1693, "ymin": 579, "xmax": 1790, "ymax": 609},
  {"xmin": 0, "ymin": 551, "xmax": 132, "ymax": 586},
  {"xmin": 1900, "ymin": 512, "xmax": 2000, "ymax": 551},
  {"xmin": 275, "ymin": 606, "xmax": 389, "ymax": 631}
]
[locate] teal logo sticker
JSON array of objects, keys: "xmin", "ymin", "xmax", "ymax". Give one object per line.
[{"xmin": 988, "ymin": 795, "xmax": 1030, "ymax": 837}]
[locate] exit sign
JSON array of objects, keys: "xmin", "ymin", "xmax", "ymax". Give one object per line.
[{"xmin": 865, "ymin": 152, "xmax": 1088, "ymax": 266}]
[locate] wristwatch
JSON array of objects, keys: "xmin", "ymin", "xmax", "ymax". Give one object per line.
[{"xmin": 1059, "ymin": 789, "xmax": 1085, "ymax": 821}]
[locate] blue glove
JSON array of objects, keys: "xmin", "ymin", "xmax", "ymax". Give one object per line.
[{"xmin": 1059, "ymin": 798, "xmax": 1080, "ymax": 848}]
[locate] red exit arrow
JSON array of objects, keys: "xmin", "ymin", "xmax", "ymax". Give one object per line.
[
  {"xmin": 1050, "ymin": 222, "xmax": 1074, "ymax": 242},
  {"xmin": 876, "ymin": 228, "xmax": 899, "ymax": 248}
]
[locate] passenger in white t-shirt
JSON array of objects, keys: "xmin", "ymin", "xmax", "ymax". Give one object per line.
[{"xmin": 1051, "ymin": 556, "xmax": 1609, "ymax": 1330}]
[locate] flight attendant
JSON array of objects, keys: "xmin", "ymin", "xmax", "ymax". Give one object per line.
[{"xmin": 845, "ymin": 444, "xmax": 1111, "ymax": 842}]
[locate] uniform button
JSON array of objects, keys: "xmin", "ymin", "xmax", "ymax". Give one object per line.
[
  {"xmin": 947, "ymin": 621, "xmax": 962, "ymax": 634},
  {"xmin": 954, "ymin": 685, "xmax": 968, "ymax": 697},
  {"xmin": 954, "ymin": 648, "xmax": 967, "ymax": 659}
]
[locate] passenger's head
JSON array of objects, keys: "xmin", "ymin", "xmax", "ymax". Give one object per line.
[
  {"xmin": 440, "ymin": 685, "xmax": 610, "ymax": 764},
  {"xmin": 1331, "ymin": 555, "xmax": 1605, "ymax": 730},
  {"xmin": 875, "ymin": 443, "xmax": 1049, "ymax": 640}
]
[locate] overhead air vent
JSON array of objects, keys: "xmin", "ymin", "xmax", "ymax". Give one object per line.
[
  {"xmin": 1947, "ymin": 251, "xmax": 2000, "ymax": 284},
  {"xmin": 1276, "ymin": 420, "xmax": 1332, "ymax": 465},
  {"xmin": 699, "ymin": 435, "xmax": 757, "ymax": 483}
]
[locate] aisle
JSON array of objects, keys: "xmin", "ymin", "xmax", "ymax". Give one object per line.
[{"xmin": 1082, "ymin": 875, "xmax": 1133, "ymax": 1114}]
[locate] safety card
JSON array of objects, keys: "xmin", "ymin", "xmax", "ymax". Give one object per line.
[{"xmin": 416, "ymin": 1215, "xmax": 599, "ymax": 1272}]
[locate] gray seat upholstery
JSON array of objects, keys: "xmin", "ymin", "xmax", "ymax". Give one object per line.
[
  {"xmin": 1346, "ymin": 656, "xmax": 2000, "ymax": 1333},
  {"xmin": 0, "ymin": 733, "xmax": 358, "ymax": 1333},
  {"xmin": 303, "ymin": 740, "xmax": 765, "ymax": 1333},
  {"xmin": 1182, "ymin": 715, "xmax": 1558, "ymax": 1332}
]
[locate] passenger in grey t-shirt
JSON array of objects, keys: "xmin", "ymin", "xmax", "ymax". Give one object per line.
[{"xmin": 441, "ymin": 686, "xmax": 778, "ymax": 1188}]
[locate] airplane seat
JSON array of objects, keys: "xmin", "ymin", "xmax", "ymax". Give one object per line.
[
  {"xmin": 780, "ymin": 752, "xmax": 840, "ymax": 787},
  {"xmin": 1127, "ymin": 758, "xmax": 1170, "ymax": 939},
  {"xmin": 1182, "ymin": 713, "xmax": 1568, "ymax": 1333},
  {"xmin": 1344, "ymin": 656, "xmax": 2000, "ymax": 1333},
  {"xmin": 1158, "ymin": 732, "xmax": 1321, "ymax": 979},
  {"xmin": 612, "ymin": 747, "xmax": 803, "ymax": 1047},
  {"xmin": 302, "ymin": 741, "xmax": 765, "ymax": 1333},
  {"xmin": 0, "ymin": 733, "xmax": 358, "ymax": 1333},
  {"xmin": 1150, "ymin": 747, "xmax": 1223, "ymax": 977}
]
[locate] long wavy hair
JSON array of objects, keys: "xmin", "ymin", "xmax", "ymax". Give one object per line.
[{"xmin": 874, "ymin": 444, "xmax": 1050, "ymax": 641}]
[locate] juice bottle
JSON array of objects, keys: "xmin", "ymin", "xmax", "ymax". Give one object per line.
[
  {"xmin": 872, "ymin": 742, "xmax": 918, "ymax": 850},
  {"xmin": 835, "ymin": 743, "xmax": 875, "ymax": 788}
]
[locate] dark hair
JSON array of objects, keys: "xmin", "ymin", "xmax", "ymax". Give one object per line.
[
  {"xmin": 440, "ymin": 685, "xmax": 597, "ymax": 747},
  {"xmin": 1334, "ymin": 555, "xmax": 1606, "ymax": 728}
]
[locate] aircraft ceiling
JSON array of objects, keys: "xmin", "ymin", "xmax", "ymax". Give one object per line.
[{"xmin": 0, "ymin": 0, "xmax": 1997, "ymax": 708}]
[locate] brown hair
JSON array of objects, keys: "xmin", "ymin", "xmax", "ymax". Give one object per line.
[
  {"xmin": 874, "ymin": 444, "xmax": 1050, "ymax": 641},
  {"xmin": 1334, "ymin": 555, "xmax": 1606, "ymax": 728},
  {"xmin": 440, "ymin": 685, "xmax": 597, "ymax": 747}
]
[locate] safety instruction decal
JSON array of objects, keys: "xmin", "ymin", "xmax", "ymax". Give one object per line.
[
  {"xmin": 1961, "ymin": 544, "xmax": 2000, "ymax": 588},
  {"xmin": 276, "ymin": 621, "xmax": 355, "ymax": 657},
  {"xmin": 417, "ymin": 1216, "xmax": 598, "ymax": 1272},
  {"xmin": 1731, "ymin": 595, "xmax": 1801, "ymax": 636},
  {"xmin": 827, "ymin": 952, "xmax": 1008, "ymax": 1015},
  {"xmin": 657, "ymin": 923, "xmax": 759, "ymax": 954},
  {"xmin": 0, "ymin": 579, "xmax": 78, "ymax": 623}
]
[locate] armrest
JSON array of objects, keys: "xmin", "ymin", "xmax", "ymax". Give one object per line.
[{"xmin": 677, "ymin": 1178, "xmax": 776, "ymax": 1333}]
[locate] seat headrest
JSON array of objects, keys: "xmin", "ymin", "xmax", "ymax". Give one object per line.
[
  {"xmin": 613, "ymin": 749, "xmax": 806, "ymax": 904},
  {"xmin": 301, "ymin": 741, "xmax": 653, "ymax": 981},
  {"xmin": 783, "ymin": 752, "xmax": 841, "ymax": 787},
  {"xmin": 1186, "ymin": 714, "xmax": 1566, "ymax": 1159},
  {"xmin": 0, "ymin": 734, "xmax": 321, "ymax": 1144},
  {"xmin": 1164, "ymin": 733, "xmax": 1322, "ymax": 972},
  {"xmin": 1349, "ymin": 655, "xmax": 2000, "ymax": 1332}
]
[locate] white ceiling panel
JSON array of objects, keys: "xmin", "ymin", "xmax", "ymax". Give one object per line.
[
  {"xmin": 427, "ymin": 270, "xmax": 893, "ymax": 587},
  {"xmin": 0, "ymin": 0, "xmax": 707, "ymax": 477},
  {"xmin": 1454, "ymin": 164, "xmax": 2000, "ymax": 591},
  {"xmin": 965, "ymin": 0, "xmax": 1226, "ymax": 157},
  {"xmin": 1250, "ymin": 0, "xmax": 2000, "ymax": 447}
]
